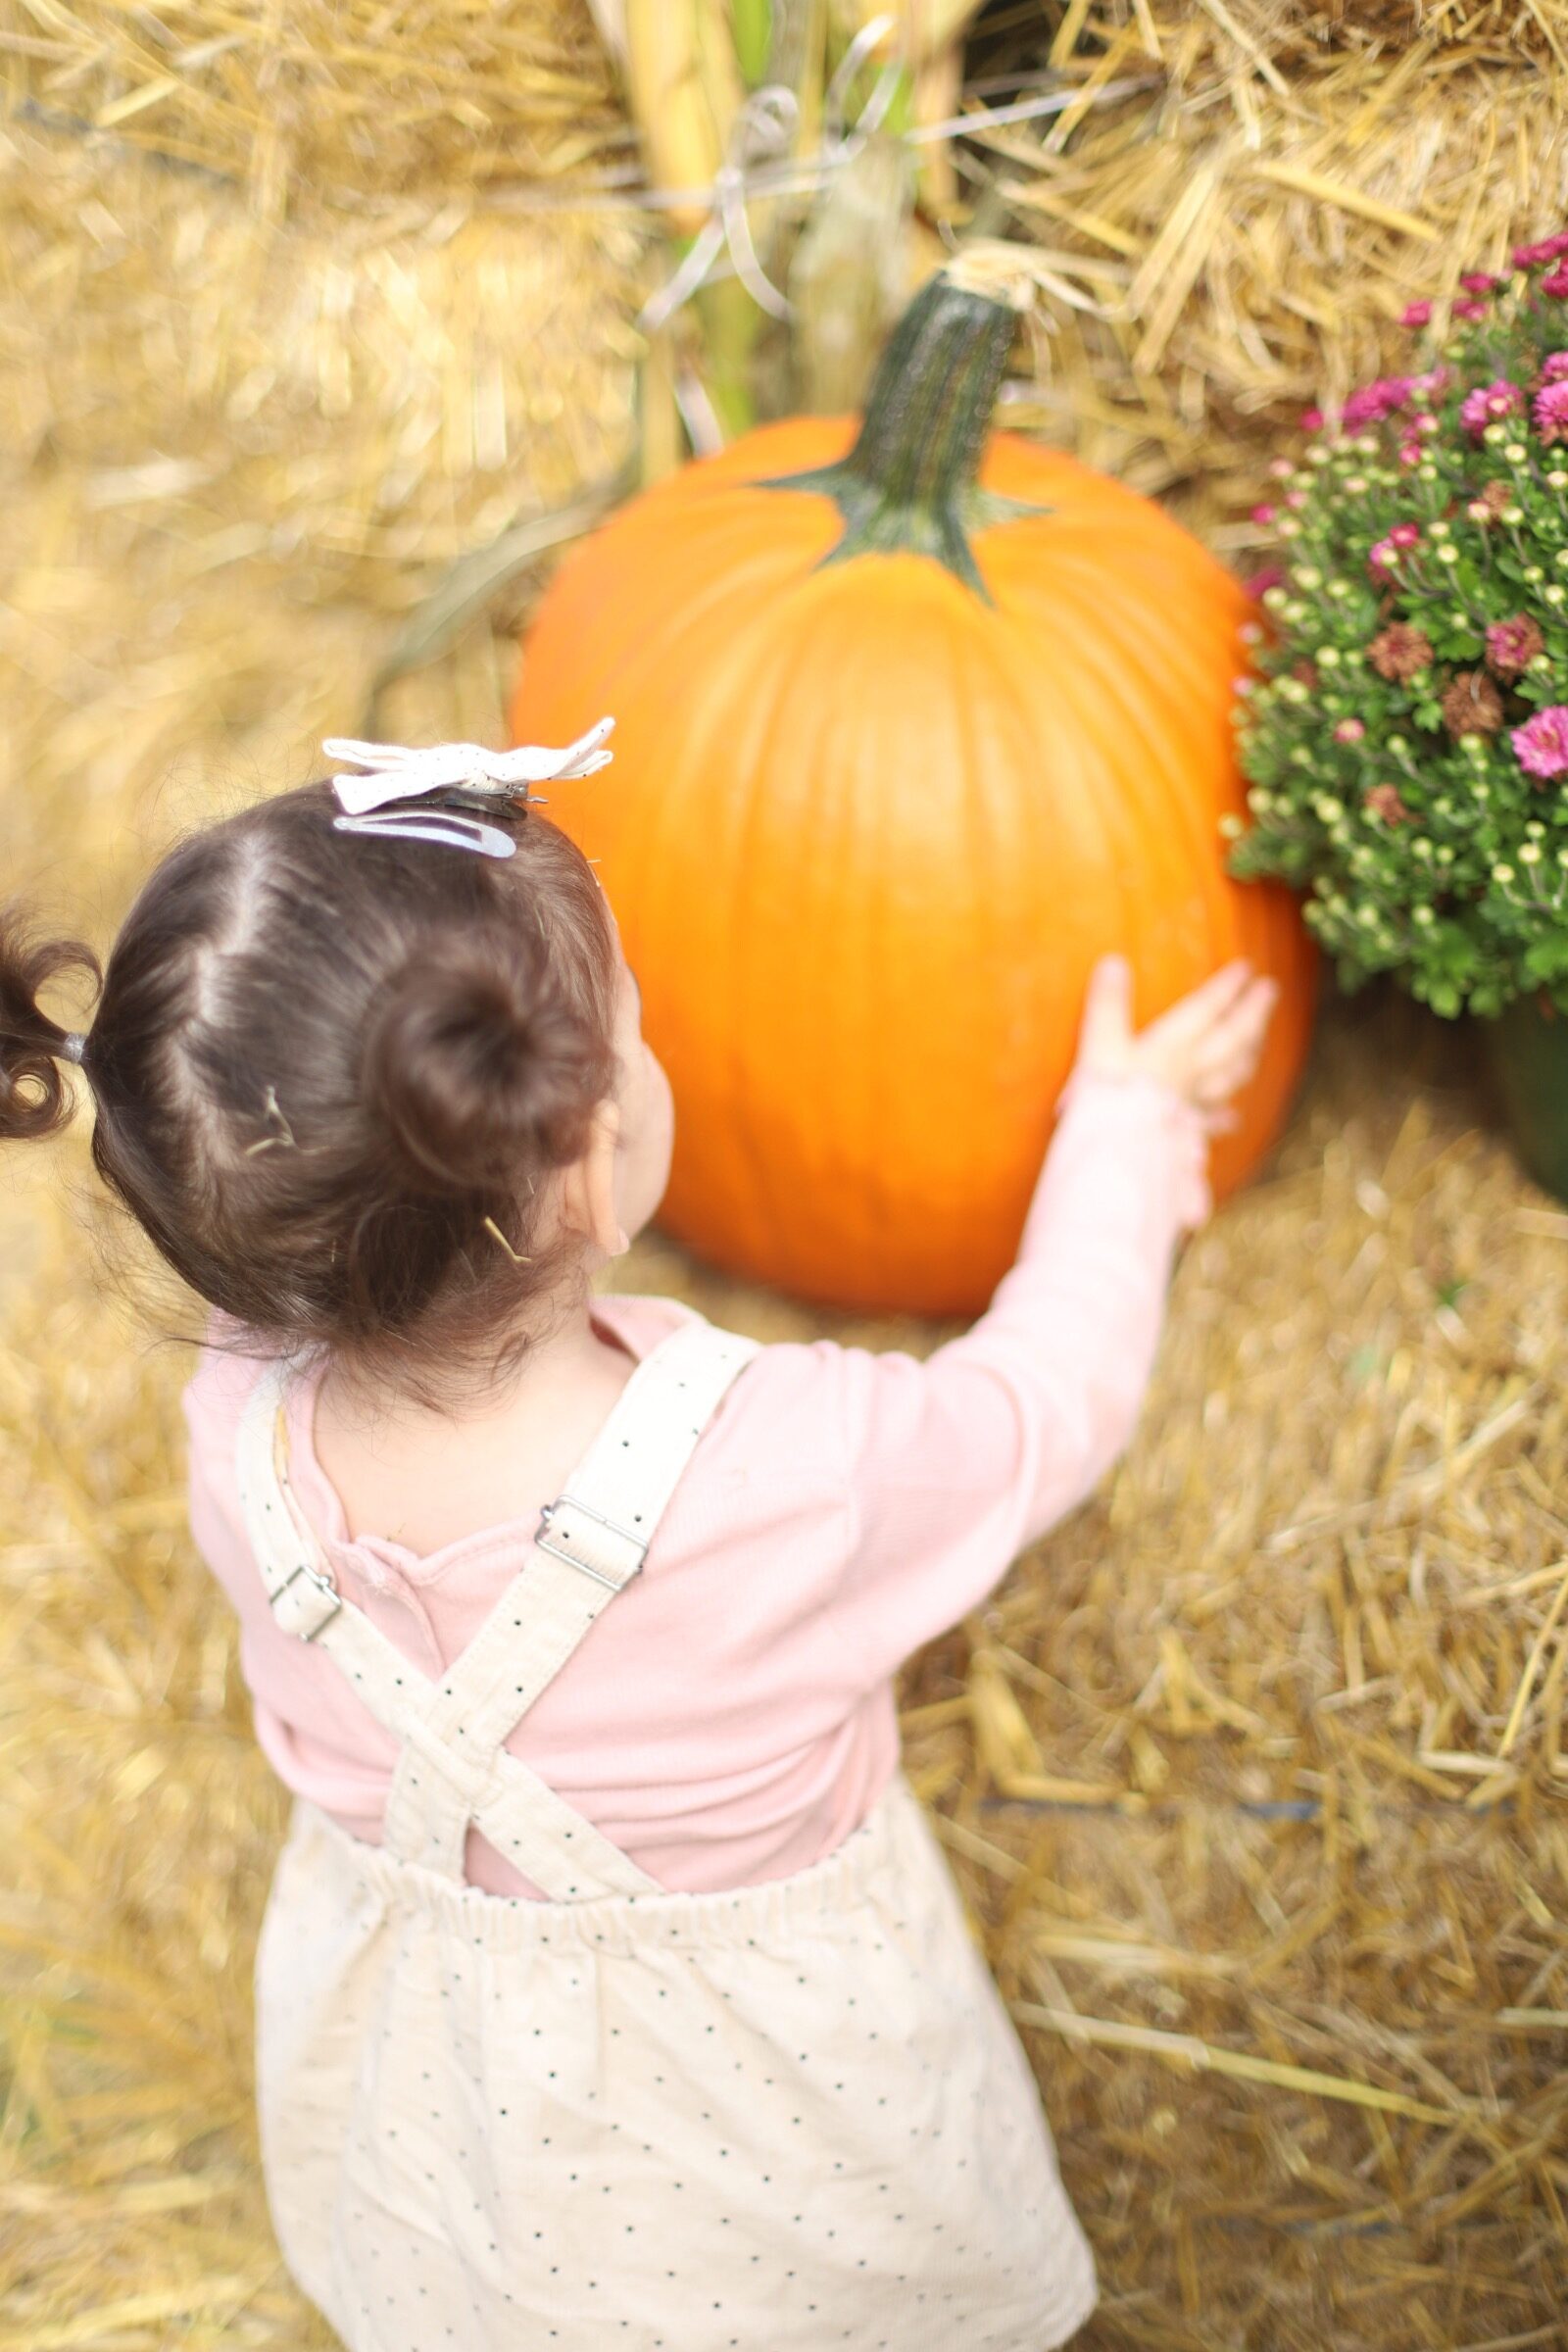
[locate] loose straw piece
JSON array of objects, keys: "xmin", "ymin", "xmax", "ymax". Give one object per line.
[
  {"xmin": 1251, "ymin": 159, "xmax": 1441, "ymax": 243},
  {"xmin": 1494, "ymin": 1561, "xmax": 1568, "ymax": 1759},
  {"xmin": 1013, "ymin": 2004, "xmax": 1465, "ymax": 2128}
]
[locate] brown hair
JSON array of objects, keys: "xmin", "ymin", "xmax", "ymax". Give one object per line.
[{"xmin": 0, "ymin": 784, "xmax": 620, "ymax": 1396}]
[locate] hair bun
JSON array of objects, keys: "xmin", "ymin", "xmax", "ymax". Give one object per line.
[
  {"xmin": 364, "ymin": 945, "xmax": 609, "ymax": 1196},
  {"xmin": 0, "ymin": 907, "xmax": 99, "ymax": 1145}
]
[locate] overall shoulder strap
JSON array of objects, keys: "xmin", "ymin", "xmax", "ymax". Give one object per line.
[
  {"xmin": 385, "ymin": 1317, "xmax": 766, "ymax": 1862},
  {"xmin": 382, "ymin": 1316, "xmax": 760, "ymax": 1881},
  {"xmin": 534, "ymin": 1316, "xmax": 760, "ymax": 1590},
  {"xmin": 235, "ymin": 1321, "xmax": 760, "ymax": 1897}
]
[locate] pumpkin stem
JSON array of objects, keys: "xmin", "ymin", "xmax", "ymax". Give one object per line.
[{"xmin": 763, "ymin": 273, "xmax": 1042, "ymax": 599}]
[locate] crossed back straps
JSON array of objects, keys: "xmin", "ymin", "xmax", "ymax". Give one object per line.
[{"xmin": 234, "ymin": 1317, "xmax": 759, "ymax": 1899}]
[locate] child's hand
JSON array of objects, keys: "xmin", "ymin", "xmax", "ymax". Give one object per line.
[{"xmin": 1073, "ymin": 956, "xmax": 1278, "ymax": 1130}]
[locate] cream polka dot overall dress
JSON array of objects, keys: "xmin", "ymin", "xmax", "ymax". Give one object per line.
[{"xmin": 237, "ymin": 1316, "xmax": 1097, "ymax": 2352}]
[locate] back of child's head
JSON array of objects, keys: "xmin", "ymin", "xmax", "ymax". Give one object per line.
[{"xmin": 0, "ymin": 782, "xmax": 618, "ymax": 1389}]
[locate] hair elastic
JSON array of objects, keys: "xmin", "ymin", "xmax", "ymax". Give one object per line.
[{"xmin": 60, "ymin": 1033, "xmax": 87, "ymax": 1065}]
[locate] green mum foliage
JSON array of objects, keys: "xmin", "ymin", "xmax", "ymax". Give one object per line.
[{"xmin": 1230, "ymin": 246, "xmax": 1568, "ymax": 1019}]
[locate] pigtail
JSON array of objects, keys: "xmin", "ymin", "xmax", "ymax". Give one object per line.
[{"xmin": 0, "ymin": 904, "xmax": 100, "ymax": 1144}]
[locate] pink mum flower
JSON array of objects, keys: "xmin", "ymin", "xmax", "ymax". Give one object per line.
[
  {"xmin": 1334, "ymin": 718, "xmax": 1366, "ymax": 743},
  {"xmin": 1512, "ymin": 707, "xmax": 1568, "ymax": 780},
  {"xmin": 1452, "ymin": 297, "xmax": 1490, "ymax": 321},
  {"xmin": 1368, "ymin": 538, "xmax": 1400, "ymax": 581},
  {"xmin": 1535, "ymin": 379, "xmax": 1568, "ymax": 443},
  {"xmin": 1250, "ymin": 502, "xmax": 1277, "ymax": 525},
  {"xmin": 1389, "ymin": 523, "xmax": 1422, "ymax": 548},
  {"xmin": 1460, "ymin": 272, "xmax": 1498, "ymax": 294},
  {"xmin": 1343, "ymin": 376, "xmax": 1415, "ymax": 429},
  {"xmin": 1400, "ymin": 301, "xmax": 1432, "ymax": 327},
  {"xmin": 1397, "ymin": 440, "xmax": 1423, "ymax": 468},
  {"xmin": 1487, "ymin": 615, "xmax": 1544, "ymax": 676},
  {"xmin": 1513, "ymin": 234, "xmax": 1568, "ymax": 269},
  {"xmin": 1299, "ymin": 407, "xmax": 1324, "ymax": 432},
  {"xmin": 1539, "ymin": 353, "xmax": 1568, "ymax": 384},
  {"xmin": 1247, "ymin": 564, "xmax": 1286, "ymax": 601},
  {"xmin": 1544, "ymin": 270, "xmax": 1568, "ymax": 300},
  {"xmin": 1460, "ymin": 379, "xmax": 1526, "ymax": 436}
]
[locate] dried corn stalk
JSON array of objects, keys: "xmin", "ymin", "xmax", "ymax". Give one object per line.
[
  {"xmin": 788, "ymin": 132, "xmax": 917, "ymax": 410},
  {"xmin": 618, "ymin": 0, "xmax": 745, "ymax": 234},
  {"xmin": 828, "ymin": 0, "xmax": 984, "ymax": 66}
]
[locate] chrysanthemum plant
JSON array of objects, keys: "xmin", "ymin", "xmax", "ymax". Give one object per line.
[{"xmin": 1231, "ymin": 239, "xmax": 1568, "ymax": 1017}]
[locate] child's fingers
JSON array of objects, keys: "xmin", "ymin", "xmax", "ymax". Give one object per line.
[
  {"xmin": 1138, "ymin": 959, "xmax": 1254, "ymax": 1055},
  {"xmin": 1195, "ymin": 975, "xmax": 1278, "ymax": 1069},
  {"xmin": 1075, "ymin": 954, "xmax": 1135, "ymax": 1062},
  {"xmin": 1188, "ymin": 981, "xmax": 1279, "ymax": 1101}
]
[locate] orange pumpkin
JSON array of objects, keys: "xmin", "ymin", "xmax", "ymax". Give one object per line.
[{"xmin": 513, "ymin": 275, "xmax": 1315, "ymax": 1314}]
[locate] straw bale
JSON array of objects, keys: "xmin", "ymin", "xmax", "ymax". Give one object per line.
[
  {"xmin": 963, "ymin": 0, "xmax": 1568, "ymax": 547},
  {"xmin": 0, "ymin": 0, "xmax": 624, "ymax": 219}
]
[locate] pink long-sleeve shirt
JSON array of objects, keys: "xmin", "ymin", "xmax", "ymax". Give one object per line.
[{"xmin": 185, "ymin": 1072, "xmax": 1207, "ymax": 1898}]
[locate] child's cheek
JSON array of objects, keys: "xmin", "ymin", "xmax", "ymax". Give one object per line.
[{"xmin": 619, "ymin": 1053, "xmax": 674, "ymax": 1234}]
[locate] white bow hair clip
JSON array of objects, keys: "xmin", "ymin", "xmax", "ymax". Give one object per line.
[{"xmin": 323, "ymin": 718, "xmax": 614, "ymax": 859}]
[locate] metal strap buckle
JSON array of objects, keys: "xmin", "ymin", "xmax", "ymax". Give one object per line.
[
  {"xmin": 271, "ymin": 1556, "xmax": 343, "ymax": 1642},
  {"xmin": 535, "ymin": 1496, "xmax": 647, "ymax": 1592}
]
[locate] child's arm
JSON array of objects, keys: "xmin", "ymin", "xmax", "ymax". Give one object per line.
[{"xmin": 823, "ymin": 957, "xmax": 1276, "ymax": 1682}]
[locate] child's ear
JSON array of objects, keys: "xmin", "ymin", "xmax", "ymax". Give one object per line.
[{"xmin": 558, "ymin": 1098, "xmax": 623, "ymax": 1258}]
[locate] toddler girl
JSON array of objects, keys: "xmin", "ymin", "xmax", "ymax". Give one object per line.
[{"xmin": 0, "ymin": 726, "xmax": 1273, "ymax": 2352}]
